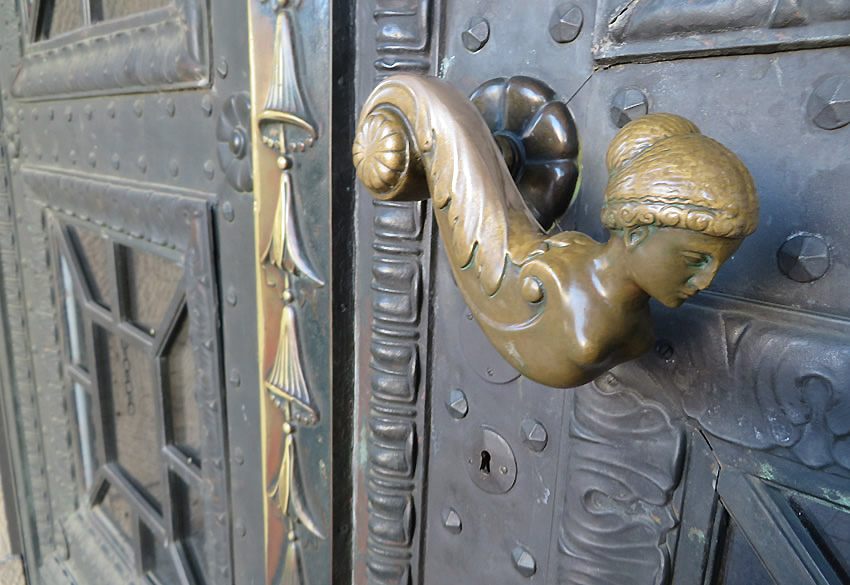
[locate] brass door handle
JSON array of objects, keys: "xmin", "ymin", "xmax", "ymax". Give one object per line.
[{"xmin": 353, "ymin": 74, "xmax": 759, "ymax": 388}]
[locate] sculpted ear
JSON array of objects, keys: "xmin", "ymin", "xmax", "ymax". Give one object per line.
[{"xmin": 624, "ymin": 225, "xmax": 650, "ymax": 250}]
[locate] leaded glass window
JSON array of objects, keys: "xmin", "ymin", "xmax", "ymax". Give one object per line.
[{"xmin": 53, "ymin": 220, "xmax": 211, "ymax": 584}]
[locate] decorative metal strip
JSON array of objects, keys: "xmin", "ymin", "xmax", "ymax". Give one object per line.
[
  {"xmin": 11, "ymin": 1, "xmax": 209, "ymax": 101},
  {"xmin": 19, "ymin": 165, "xmax": 210, "ymax": 251},
  {"xmin": 0, "ymin": 149, "xmax": 53, "ymax": 561},
  {"xmin": 183, "ymin": 204, "xmax": 232, "ymax": 585},
  {"xmin": 365, "ymin": 1, "xmax": 434, "ymax": 583},
  {"xmin": 248, "ymin": 1, "xmax": 330, "ymax": 584}
]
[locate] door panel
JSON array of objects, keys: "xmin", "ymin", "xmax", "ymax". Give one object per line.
[
  {"xmin": 0, "ymin": 0, "xmax": 260, "ymax": 583},
  {"xmin": 352, "ymin": 1, "xmax": 850, "ymax": 584}
]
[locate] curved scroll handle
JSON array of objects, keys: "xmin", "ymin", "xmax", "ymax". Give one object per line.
[{"xmin": 353, "ymin": 74, "xmax": 759, "ymax": 388}]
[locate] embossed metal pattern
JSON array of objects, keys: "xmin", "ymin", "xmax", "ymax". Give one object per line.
[
  {"xmin": 357, "ymin": 1, "xmax": 435, "ymax": 584},
  {"xmin": 13, "ymin": 0, "xmax": 209, "ymax": 100},
  {"xmin": 593, "ymin": 0, "xmax": 850, "ymax": 63},
  {"xmin": 248, "ymin": 0, "xmax": 332, "ymax": 583}
]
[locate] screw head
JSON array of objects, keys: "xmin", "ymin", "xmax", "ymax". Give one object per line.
[
  {"xmin": 229, "ymin": 128, "xmax": 248, "ymax": 159},
  {"xmin": 512, "ymin": 546, "xmax": 537, "ymax": 577},
  {"xmin": 229, "ymin": 369, "xmax": 241, "ymax": 387},
  {"xmin": 549, "ymin": 4, "xmax": 583, "ymax": 43},
  {"xmin": 462, "ymin": 17, "xmax": 490, "ymax": 53},
  {"xmin": 441, "ymin": 507, "xmax": 462, "ymax": 534},
  {"xmin": 610, "ymin": 88, "xmax": 648, "ymax": 128},
  {"xmin": 808, "ymin": 75, "xmax": 850, "ymax": 130},
  {"xmin": 445, "ymin": 388, "xmax": 469, "ymax": 419},
  {"xmin": 520, "ymin": 419, "xmax": 548, "ymax": 451},
  {"xmin": 226, "ymin": 287, "xmax": 238, "ymax": 306},
  {"xmin": 222, "ymin": 201, "xmax": 235, "ymax": 222},
  {"xmin": 777, "ymin": 233, "xmax": 830, "ymax": 282},
  {"xmin": 217, "ymin": 58, "xmax": 229, "ymax": 79},
  {"xmin": 204, "ymin": 160, "xmax": 216, "ymax": 180}
]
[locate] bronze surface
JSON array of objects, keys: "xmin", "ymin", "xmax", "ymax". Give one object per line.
[{"xmin": 353, "ymin": 74, "xmax": 759, "ymax": 388}]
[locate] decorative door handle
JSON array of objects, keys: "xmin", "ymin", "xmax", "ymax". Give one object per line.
[{"xmin": 353, "ymin": 74, "xmax": 759, "ymax": 388}]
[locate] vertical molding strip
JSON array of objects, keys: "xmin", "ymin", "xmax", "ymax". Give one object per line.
[
  {"xmin": 248, "ymin": 1, "xmax": 331, "ymax": 584},
  {"xmin": 365, "ymin": 2, "xmax": 435, "ymax": 584}
]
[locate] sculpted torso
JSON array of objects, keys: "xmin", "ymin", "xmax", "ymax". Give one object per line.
[{"xmin": 354, "ymin": 74, "xmax": 758, "ymax": 388}]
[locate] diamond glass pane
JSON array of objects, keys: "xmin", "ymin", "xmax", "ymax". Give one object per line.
[
  {"xmin": 119, "ymin": 245, "xmax": 182, "ymax": 335},
  {"xmin": 97, "ymin": 327, "xmax": 162, "ymax": 508},
  {"xmin": 59, "ymin": 255, "xmax": 88, "ymax": 370},
  {"xmin": 72, "ymin": 383, "xmax": 97, "ymax": 489},
  {"xmin": 173, "ymin": 475, "xmax": 206, "ymax": 583},
  {"xmin": 99, "ymin": 484, "xmax": 134, "ymax": 541},
  {"xmin": 69, "ymin": 226, "xmax": 111, "ymax": 309},
  {"xmin": 37, "ymin": 0, "xmax": 83, "ymax": 40},
  {"xmin": 140, "ymin": 522, "xmax": 182, "ymax": 585},
  {"xmin": 717, "ymin": 516, "xmax": 776, "ymax": 585},
  {"xmin": 166, "ymin": 314, "xmax": 200, "ymax": 462},
  {"xmin": 791, "ymin": 493, "xmax": 850, "ymax": 580}
]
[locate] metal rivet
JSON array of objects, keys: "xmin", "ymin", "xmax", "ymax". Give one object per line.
[
  {"xmin": 64, "ymin": 106, "xmax": 72, "ymax": 121},
  {"xmin": 87, "ymin": 152, "xmax": 96, "ymax": 167},
  {"xmin": 169, "ymin": 159, "xmax": 179, "ymax": 177},
  {"xmin": 226, "ymin": 287, "xmax": 238, "ymax": 306},
  {"xmin": 549, "ymin": 3, "xmax": 584, "ymax": 43},
  {"xmin": 217, "ymin": 58, "xmax": 228, "ymax": 78},
  {"xmin": 111, "ymin": 153, "xmax": 120, "ymax": 169},
  {"xmin": 17, "ymin": 109, "xmax": 23, "ymax": 122},
  {"xmin": 520, "ymin": 419, "xmax": 548, "ymax": 452},
  {"xmin": 47, "ymin": 107, "xmax": 54, "ymax": 121},
  {"xmin": 462, "ymin": 17, "xmax": 490, "ymax": 53},
  {"xmin": 233, "ymin": 447, "xmax": 244, "ymax": 465},
  {"xmin": 164, "ymin": 98, "xmax": 176, "ymax": 117},
  {"xmin": 229, "ymin": 369, "xmax": 241, "ymax": 387},
  {"xmin": 222, "ymin": 201, "xmax": 235, "ymax": 222},
  {"xmin": 610, "ymin": 88, "xmax": 648, "ymax": 128},
  {"xmin": 201, "ymin": 95, "xmax": 213, "ymax": 117},
  {"xmin": 655, "ymin": 339, "xmax": 674, "ymax": 360},
  {"xmin": 445, "ymin": 388, "xmax": 468, "ymax": 419},
  {"xmin": 777, "ymin": 233, "xmax": 830, "ymax": 282},
  {"xmin": 30, "ymin": 108, "xmax": 37, "ymax": 121},
  {"xmin": 512, "ymin": 546, "xmax": 537, "ymax": 578},
  {"xmin": 441, "ymin": 507, "xmax": 462, "ymax": 534},
  {"xmin": 808, "ymin": 75, "xmax": 850, "ymax": 130},
  {"xmin": 107, "ymin": 102, "xmax": 116, "ymax": 119},
  {"xmin": 137, "ymin": 155, "xmax": 147, "ymax": 173},
  {"xmin": 84, "ymin": 104, "xmax": 93, "ymax": 120},
  {"xmin": 133, "ymin": 99, "xmax": 144, "ymax": 117},
  {"xmin": 204, "ymin": 160, "xmax": 216, "ymax": 180},
  {"xmin": 69, "ymin": 149, "xmax": 77, "ymax": 164},
  {"xmin": 235, "ymin": 521, "xmax": 246, "ymax": 537}
]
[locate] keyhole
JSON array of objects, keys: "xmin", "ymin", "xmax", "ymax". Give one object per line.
[{"xmin": 479, "ymin": 450, "xmax": 491, "ymax": 474}]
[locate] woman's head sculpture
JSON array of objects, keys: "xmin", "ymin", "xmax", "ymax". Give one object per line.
[
  {"xmin": 354, "ymin": 75, "xmax": 762, "ymax": 387},
  {"xmin": 602, "ymin": 113, "xmax": 758, "ymax": 239}
]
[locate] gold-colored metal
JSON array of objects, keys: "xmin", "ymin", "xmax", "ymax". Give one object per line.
[
  {"xmin": 353, "ymin": 74, "xmax": 759, "ymax": 388},
  {"xmin": 249, "ymin": 0, "xmax": 325, "ymax": 583}
]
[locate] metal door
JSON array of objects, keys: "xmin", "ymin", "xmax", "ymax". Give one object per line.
[
  {"xmin": 350, "ymin": 2, "xmax": 850, "ymax": 584},
  {"xmin": 0, "ymin": 1, "xmax": 346, "ymax": 584}
]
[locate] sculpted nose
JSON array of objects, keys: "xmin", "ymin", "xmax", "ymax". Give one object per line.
[{"xmin": 689, "ymin": 263, "xmax": 719, "ymax": 291}]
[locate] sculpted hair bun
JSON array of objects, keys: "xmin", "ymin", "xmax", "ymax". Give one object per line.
[
  {"xmin": 605, "ymin": 113, "xmax": 701, "ymax": 172},
  {"xmin": 601, "ymin": 113, "xmax": 758, "ymax": 238}
]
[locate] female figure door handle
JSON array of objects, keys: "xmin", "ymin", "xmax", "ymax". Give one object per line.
[{"xmin": 353, "ymin": 74, "xmax": 759, "ymax": 388}]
